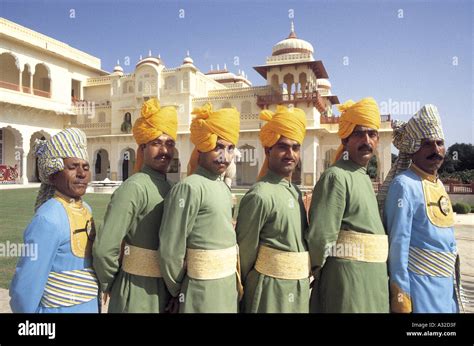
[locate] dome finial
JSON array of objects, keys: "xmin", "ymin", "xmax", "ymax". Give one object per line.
[
  {"xmin": 148, "ymin": 49, "xmax": 152, "ymax": 57},
  {"xmin": 116, "ymin": 59, "xmax": 120, "ymax": 65},
  {"xmin": 288, "ymin": 20, "xmax": 297, "ymax": 38},
  {"xmin": 186, "ymin": 50, "xmax": 190, "ymax": 57}
]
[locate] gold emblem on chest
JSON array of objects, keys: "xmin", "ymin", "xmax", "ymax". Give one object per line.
[
  {"xmin": 438, "ymin": 195, "xmax": 451, "ymax": 216},
  {"xmin": 421, "ymin": 180, "xmax": 454, "ymax": 228}
]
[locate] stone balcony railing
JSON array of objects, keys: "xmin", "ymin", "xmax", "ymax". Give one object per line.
[
  {"xmin": 320, "ymin": 114, "xmax": 391, "ymax": 124},
  {"xmin": 257, "ymin": 91, "xmax": 326, "ymax": 110},
  {"xmin": 265, "ymin": 52, "xmax": 313, "ymax": 65},
  {"xmin": 73, "ymin": 122, "xmax": 111, "ymax": 129},
  {"xmin": 0, "ymin": 80, "xmax": 51, "ymax": 98}
]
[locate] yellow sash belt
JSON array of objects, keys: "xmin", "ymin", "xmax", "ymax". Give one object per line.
[
  {"xmin": 122, "ymin": 244, "xmax": 162, "ymax": 278},
  {"xmin": 254, "ymin": 245, "xmax": 311, "ymax": 280},
  {"xmin": 186, "ymin": 245, "xmax": 238, "ymax": 280},
  {"xmin": 330, "ymin": 230, "xmax": 388, "ymax": 263}
]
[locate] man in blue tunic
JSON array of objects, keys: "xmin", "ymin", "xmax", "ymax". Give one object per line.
[
  {"xmin": 10, "ymin": 128, "xmax": 99, "ymax": 313},
  {"xmin": 379, "ymin": 105, "xmax": 464, "ymax": 313}
]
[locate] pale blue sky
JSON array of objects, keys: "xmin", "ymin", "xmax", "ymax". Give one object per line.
[{"xmin": 1, "ymin": 0, "xmax": 473, "ymax": 147}]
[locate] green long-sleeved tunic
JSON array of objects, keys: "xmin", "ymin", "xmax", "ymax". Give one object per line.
[
  {"xmin": 236, "ymin": 170, "xmax": 309, "ymax": 313},
  {"xmin": 93, "ymin": 165, "xmax": 172, "ymax": 313},
  {"xmin": 158, "ymin": 166, "xmax": 239, "ymax": 313},
  {"xmin": 306, "ymin": 159, "xmax": 389, "ymax": 313}
]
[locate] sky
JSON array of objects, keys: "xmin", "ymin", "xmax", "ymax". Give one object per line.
[{"xmin": 1, "ymin": 0, "xmax": 473, "ymax": 147}]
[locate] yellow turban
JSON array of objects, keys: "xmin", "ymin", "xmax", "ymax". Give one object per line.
[
  {"xmin": 333, "ymin": 97, "xmax": 380, "ymax": 163},
  {"xmin": 187, "ymin": 103, "xmax": 240, "ymax": 175},
  {"xmin": 258, "ymin": 105, "xmax": 307, "ymax": 180},
  {"xmin": 132, "ymin": 98, "xmax": 178, "ymax": 172}
]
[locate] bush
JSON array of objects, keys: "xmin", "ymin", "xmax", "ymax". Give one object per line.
[
  {"xmin": 471, "ymin": 205, "xmax": 474, "ymax": 213},
  {"xmin": 453, "ymin": 202, "xmax": 471, "ymax": 214},
  {"xmin": 440, "ymin": 170, "xmax": 474, "ymax": 184}
]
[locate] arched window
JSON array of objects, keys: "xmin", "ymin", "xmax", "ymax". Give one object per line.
[
  {"xmin": 95, "ymin": 151, "xmax": 102, "ymax": 174},
  {"xmin": 33, "ymin": 63, "xmax": 51, "ymax": 97},
  {"xmin": 0, "ymin": 53, "xmax": 20, "ymax": 91},
  {"xmin": 121, "ymin": 112, "xmax": 132, "ymax": 133}
]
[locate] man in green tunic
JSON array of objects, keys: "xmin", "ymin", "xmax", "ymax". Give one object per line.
[
  {"xmin": 236, "ymin": 105, "xmax": 310, "ymax": 313},
  {"xmin": 159, "ymin": 103, "xmax": 241, "ymax": 313},
  {"xmin": 93, "ymin": 98, "xmax": 178, "ymax": 312},
  {"xmin": 307, "ymin": 97, "xmax": 389, "ymax": 313}
]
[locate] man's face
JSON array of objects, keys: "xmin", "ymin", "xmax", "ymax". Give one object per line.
[
  {"xmin": 142, "ymin": 134, "xmax": 176, "ymax": 174},
  {"xmin": 199, "ymin": 138, "xmax": 235, "ymax": 175},
  {"xmin": 343, "ymin": 125, "xmax": 379, "ymax": 167},
  {"xmin": 50, "ymin": 157, "xmax": 91, "ymax": 200},
  {"xmin": 411, "ymin": 138, "xmax": 446, "ymax": 175},
  {"xmin": 266, "ymin": 136, "xmax": 301, "ymax": 178}
]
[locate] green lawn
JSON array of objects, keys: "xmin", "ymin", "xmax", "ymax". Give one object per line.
[
  {"xmin": 0, "ymin": 187, "xmax": 247, "ymax": 289},
  {"xmin": 0, "ymin": 188, "xmax": 111, "ymax": 289}
]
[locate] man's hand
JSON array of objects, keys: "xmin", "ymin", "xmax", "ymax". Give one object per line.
[
  {"xmin": 310, "ymin": 266, "xmax": 321, "ymax": 289},
  {"xmin": 165, "ymin": 296, "xmax": 180, "ymax": 313}
]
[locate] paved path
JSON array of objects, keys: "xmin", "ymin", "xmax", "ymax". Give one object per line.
[{"xmin": 0, "ymin": 287, "xmax": 11, "ymax": 313}]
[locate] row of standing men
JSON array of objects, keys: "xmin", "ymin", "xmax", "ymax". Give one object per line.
[{"xmin": 9, "ymin": 97, "xmax": 463, "ymax": 313}]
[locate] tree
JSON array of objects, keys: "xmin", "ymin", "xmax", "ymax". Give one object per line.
[
  {"xmin": 440, "ymin": 143, "xmax": 474, "ymax": 173},
  {"xmin": 367, "ymin": 155, "xmax": 378, "ymax": 179}
]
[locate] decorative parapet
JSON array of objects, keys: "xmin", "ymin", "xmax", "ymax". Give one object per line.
[
  {"xmin": 72, "ymin": 100, "xmax": 111, "ymax": 115},
  {"xmin": 265, "ymin": 52, "xmax": 313, "ymax": 65},
  {"xmin": 257, "ymin": 91, "xmax": 327, "ymax": 112},
  {"xmin": 0, "ymin": 18, "xmax": 102, "ymax": 70},
  {"xmin": 320, "ymin": 114, "xmax": 391, "ymax": 124},
  {"xmin": 241, "ymin": 113, "xmax": 259, "ymax": 121},
  {"xmin": 85, "ymin": 76, "xmax": 112, "ymax": 86},
  {"xmin": 74, "ymin": 122, "xmax": 111, "ymax": 129}
]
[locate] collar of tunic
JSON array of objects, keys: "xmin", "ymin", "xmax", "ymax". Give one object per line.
[
  {"xmin": 409, "ymin": 163, "xmax": 438, "ymax": 183},
  {"xmin": 195, "ymin": 165, "xmax": 223, "ymax": 181},
  {"xmin": 142, "ymin": 165, "xmax": 167, "ymax": 181},
  {"xmin": 264, "ymin": 169, "xmax": 293, "ymax": 187},
  {"xmin": 337, "ymin": 158, "xmax": 368, "ymax": 174},
  {"xmin": 54, "ymin": 191, "xmax": 84, "ymax": 208}
]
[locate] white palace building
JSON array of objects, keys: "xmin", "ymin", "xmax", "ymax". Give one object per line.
[{"xmin": 0, "ymin": 18, "xmax": 392, "ymax": 187}]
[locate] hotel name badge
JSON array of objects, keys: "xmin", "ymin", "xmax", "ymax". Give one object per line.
[{"xmin": 438, "ymin": 195, "xmax": 450, "ymax": 216}]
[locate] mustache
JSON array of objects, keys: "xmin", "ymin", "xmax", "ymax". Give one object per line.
[
  {"xmin": 358, "ymin": 144, "xmax": 373, "ymax": 152},
  {"xmin": 214, "ymin": 159, "xmax": 230, "ymax": 165},
  {"xmin": 154, "ymin": 154, "xmax": 172, "ymax": 160},
  {"xmin": 427, "ymin": 153, "xmax": 444, "ymax": 160}
]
